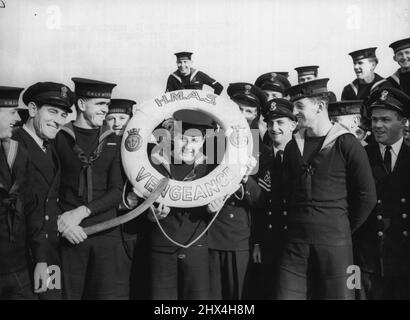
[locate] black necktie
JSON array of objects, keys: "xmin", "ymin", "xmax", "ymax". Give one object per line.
[
  {"xmin": 384, "ymin": 145, "xmax": 392, "ymax": 174},
  {"xmin": 274, "ymin": 150, "xmax": 283, "ymax": 168},
  {"xmin": 43, "ymin": 140, "xmax": 50, "ymax": 152}
]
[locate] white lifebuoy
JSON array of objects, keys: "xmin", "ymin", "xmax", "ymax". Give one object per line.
[{"xmin": 121, "ymin": 89, "xmax": 252, "ymax": 208}]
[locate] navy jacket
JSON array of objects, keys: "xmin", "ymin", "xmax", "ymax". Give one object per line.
[
  {"xmin": 354, "ymin": 141, "xmax": 410, "ymax": 276},
  {"xmin": 0, "ymin": 139, "xmax": 48, "ymax": 273},
  {"xmin": 13, "ymin": 127, "xmax": 61, "ymax": 250}
]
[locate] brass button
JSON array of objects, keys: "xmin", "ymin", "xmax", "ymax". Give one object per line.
[
  {"xmin": 283, "ymin": 225, "xmax": 288, "ymax": 230},
  {"xmin": 269, "ymin": 199, "xmax": 272, "ymax": 204},
  {"xmin": 377, "ymin": 199, "xmax": 382, "ymax": 204},
  {"xmin": 377, "ymin": 215, "xmax": 382, "ymax": 220},
  {"xmin": 402, "ymin": 214, "xmax": 408, "ymax": 219},
  {"xmin": 401, "ymin": 198, "xmax": 406, "ymax": 203},
  {"xmin": 177, "ymin": 254, "xmax": 186, "ymax": 259},
  {"xmin": 45, "ymin": 234, "xmax": 48, "ymax": 239},
  {"xmin": 45, "ymin": 215, "xmax": 49, "ymax": 221},
  {"xmin": 230, "ymin": 201, "xmax": 235, "ymax": 206},
  {"xmin": 283, "ymin": 199, "xmax": 287, "ymax": 204},
  {"xmin": 46, "ymin": 198, "xmax": 49, "ymax": 203},
  {"xmin": 268, "ymin": 211, "xmax": 272, "ymax": 216},
  {"xmin": 229, "ymin": 213, "xmax": 234, "ymax": 219},
  {"xmin": 403, "ymin": 231, "xmax": 408, "ymax": 237},
  {"xmin": 283, "ymin": 211, "xmax": 287, "ymax": 216},
  {"xmin": 268, "ymin": 224, "xmax": 272, "ymax": 229},
  {"xmin": 377, "ymin": 231, "xmax": 383, "ymax": 237},
  {"xmin": 56, "ymin": 198, "xmax": 59, "ymax": 203}
]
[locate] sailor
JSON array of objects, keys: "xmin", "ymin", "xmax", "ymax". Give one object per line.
[
  {"xmin": 341, "ymin": 47, "xmax": 385, "ymax": 101},
  {"xmin": 0, "ymin": 86, "xmax": 50, "ymax": 299},
  {"xmin": 295, "ymin": 66, "xmax": 319, "ymax": 84},
  {"xmin": 271, "ymin": 79, "xmax": 376, "ymax": 299},
  {"xmin": 354, "ymin": 87, "xmax": 410, "ymax": 299},
  {"xmin": 13, "ymin": 82, "xmax": 75, "ymax": 299},
  {"xmin": 165, "ymin": 52, "xmax": 223, "ymax": 95},
  {"xmin": 54, "ymin": 77, "xmax": 123, "ymax": 299}
]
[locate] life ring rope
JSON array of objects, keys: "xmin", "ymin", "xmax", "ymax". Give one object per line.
[{"xmin": 150, "ymin": 192, "xmax": 231, "ymax": 248}]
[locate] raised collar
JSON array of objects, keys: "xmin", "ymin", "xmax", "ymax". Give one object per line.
[
  {"xmin": 294, "ymin": 122, "xmax": 350, "ymax": 155},
  {"xmin": 60, "ymin": 122, "xmax": 114, "ymax": 143},
  {"xmin": 23, "ymin": 124, "xmax": 45, "ymax": 151}
]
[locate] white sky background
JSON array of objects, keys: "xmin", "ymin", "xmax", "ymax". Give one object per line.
[{"xmin": 1, "ymin": 0, "xmax": 409, "ymax": 106}]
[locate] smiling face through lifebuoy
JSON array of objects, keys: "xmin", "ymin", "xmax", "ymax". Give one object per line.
[{"xmin": 173, "ymin": 130, "xmax": 205, "ymax": 163}]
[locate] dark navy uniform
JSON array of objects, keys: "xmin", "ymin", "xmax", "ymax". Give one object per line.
[
  {"xmin": 54, "ymin": 78, "xmax": 123, "ymax": 300},
  {"xmin": 208, "ymin": 186, "xmax": 252, "ymax": 300},
  {"xmin": 106, "ymin": 98, "xmax": 139, "ymax": 299},
  {"xmin": 378, "ymin": 70, "xmax": 410, "ymax": 98},
  {"xmin": 148, "ymin": 156, "xmax": 213, "ymax": 300},
  {"xmin": 354, "ymin": 88, "xmax": 410, "ymax": 299},
  {"xmin": 166, "ymin": 52, "xmax": 223, "ymax": 95},
  {"xmin": 341, "ymin": 74, "xmax": 385, "ymax": 101},
  {"xmin": 146, "ymin": 110, "xmax": 216, "ymax": 300},
  {"xmin": 341, "ymin": 48, "xmax": 385, "ymax": 101},
  {"xmin": 12, "ymin": 82, "xmax": 75, "ymax": 300},
  {"xmin": 0, "ymin": 86, "xmax": 48, "ymax": 300},
  {"xmin": 249, "ymin": 99, "xmax": 297, "ymax": 299},
  {"xmin": 377, "ymin": 38, "xmax": 410, "ymax": 97},
  {"xmin": 166, "ymin": 69, "xmax": 223, "ymax": 94},
  {"xmin": 273, "ymin": 79, "xmax": 376, "ymax": 299}
]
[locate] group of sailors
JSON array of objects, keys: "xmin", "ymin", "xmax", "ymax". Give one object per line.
[{"xmin": 1, "ymin": 36, "xmax": 410, "ymax": 300}]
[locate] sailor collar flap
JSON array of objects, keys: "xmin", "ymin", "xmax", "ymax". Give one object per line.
[
  {"xmin": 60, "ymin": 123, "xmax": 114, "ymax": 144},
  {"xmin": 294, "ymin": 123, "xmax": 350, "ymax": 156},
  {"xmin": 171, "ymin": 68, "xmax": 198, "ymax": 83}
]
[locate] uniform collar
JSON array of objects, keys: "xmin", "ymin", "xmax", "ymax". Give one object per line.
[
  {"xmin": 378, "ymin": 136, "xmax": 403, "ymax": 157},
  {"xmin": 294, "ymin": 122, "xmax": 350, "ymax": 156},
  {"xmin": 23, "ymin": 124, "xmax": 46, "ymax": 151},
  {"xmin": 60, "ymin": 122, "xmax": 114, "ymax": 142}
]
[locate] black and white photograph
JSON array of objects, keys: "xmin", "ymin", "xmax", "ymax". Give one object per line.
[{"xmin": 1, "ymin": 0, "xmax": 410, "ymax": 308}]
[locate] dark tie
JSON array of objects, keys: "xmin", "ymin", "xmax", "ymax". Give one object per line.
[
  {"xmin": 384, "ymin": 145, "xmax": 392, "ymax": 174},
  {"xmin": 274, "ymin": 150, "xmax": 284, "ymax": 168},
  {"xmin": 43, "ymin": 140, "xmax": 50, "ymax": 152}
]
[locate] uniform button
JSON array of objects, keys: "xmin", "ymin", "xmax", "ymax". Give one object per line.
[
  {"xmin": 177, "ymin": 254, "xmax": 186, "ymax": 259},
  {"xmin": 45, "ymin": 215, "xmax": 49, "ymax": 221},
  {"xmin": 402, "ymin": 214, "xmax": 408, "ymax": 219},
  {"xmin": 56, "ymin": 198, "xmax": 59, "ymax": 203},
  {"xmin": 45, "ymin": 234, "xmax": 48, "ymax": 239},
  {"xmin": 283, "ymin": 225, "xmax": 288, "ymax": 230},
  {"xmin": 377, "ymin": 215, "xmax": 382, "ymax": 220},
  {"xmin": 46, "ymin": 198, "xmax": 49, "ymax": 203},
  {"xmin": 283, "ymin": 211, "xmax": 287, "ymax": 216},
  {"xmin": 268, "ymin": 211, "xmax": 272, "ymax": 216},
  {"xmin": 401, "ymin": 198, "xmax": 406, "ymax": 203},
  {"xmin": 230, "ymin": 201, "xmax": 235, "ymax": 206},
  {"xmin": 377, "ymin": 231, "xmax": 383, "ymax": 237},
  {"xmin": 403, "ymin": 231, "xmax": 408, "ymax": 237},
  {"xmin": 229, "ymin": 213, "xmax": 234, "ymax": 219},
  {"xmin": 377, "ymin": 199, "xmax": 382, "ymax": 204},
  {"xmin": 246, "ymin": 191, "xmax": 250, "ymax": 196},
  {"xmin": 269, "ymin": 199, "xmax": 272, "ymax": 204},
  {"xmin": 283, "ymin": 199, "xmax": 287, "ymax": 204},
  {"xmin": 268, "ymin": 224, "xmax": 273, "ymax": 229}
]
